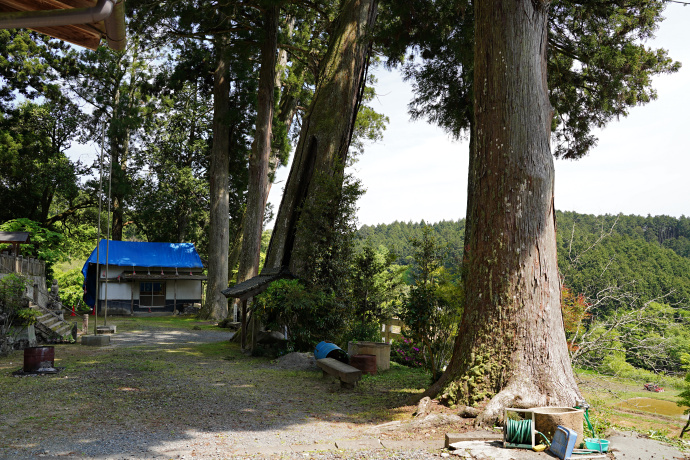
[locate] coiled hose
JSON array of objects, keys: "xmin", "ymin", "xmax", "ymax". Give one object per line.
[{"xmin": 505, "ymin": 418, "xmax": 551, "ymax": 448}]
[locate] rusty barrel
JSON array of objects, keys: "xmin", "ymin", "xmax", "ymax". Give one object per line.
[
  {"xmin": 23, "ymin": 346, "xmax": 55, "ymax": 372},
  {"xmin": 350, "ymin": 354, "xmax": 377, "ymax": 375}
]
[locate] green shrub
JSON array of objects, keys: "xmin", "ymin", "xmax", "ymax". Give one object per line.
[
  {"xmin": 254, "ymin": 279, "xmax": 348, "ymax": 352},
  {"xmin": 0, "ymin": 273, "xmax": 30, "ymax": 355},
  {"xmin": 16, "ymin": 308, "xmax": 39, "ymax": 326},
  {"xmin": 391, "ymin": 334, "xmax": 425, "ymax": 368},
  {"xmin": 53, "ymin": 268, "xmax": 88, "ymax": 311},
  {"xmin": 341, "ymin": 319, "xmax": 382, "ymax": 345}
]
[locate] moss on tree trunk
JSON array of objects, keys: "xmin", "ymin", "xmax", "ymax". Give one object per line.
[
  {"xmin": 264, "ymin": 0, "xmax": 378, "ymax": 277},
  {"xmin": 425, "ymin": 0, "xmax": 581, "ymax": 424}
]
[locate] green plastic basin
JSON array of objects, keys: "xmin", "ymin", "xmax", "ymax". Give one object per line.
[{"xmin": 584, "ymin": 438, "xmax": 609, "ymax": 452}]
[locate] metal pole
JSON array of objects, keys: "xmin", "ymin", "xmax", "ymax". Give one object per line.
[
  {"xmin": 104, "ymin": 140, "xmax": 114, "ymax": 327},
  {"xmin": 94, "ymin": 123, "xmax": 107, "ymax": 336}
]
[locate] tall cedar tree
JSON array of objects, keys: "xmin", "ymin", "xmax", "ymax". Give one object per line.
[
  {"xmin": 128, "ymin": 0, "xmax": 259, "ymax": 319},
  {"xmin": 237, "ymin": 3, "xmax": 279, "ymax": 346},
  {"xmin": 424, "ymin": 0, "xmax": 582, "ymax": 424},
  {"xmin": 377, "ymin": 0, "xmax": 679, "ymax": 419},
  {"xmin": 264, "ymin": 0, "xmax": 379, "ymax": 276}
]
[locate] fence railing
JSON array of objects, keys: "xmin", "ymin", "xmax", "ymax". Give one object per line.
[{"xmin": 0, "ymin": 252, "xmax": 45, "ymax": 277}]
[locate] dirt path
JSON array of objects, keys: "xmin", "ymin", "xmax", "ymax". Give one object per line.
[{"xmin": 1, "ymin": 325, "xmax": 688, "ymax": 459}]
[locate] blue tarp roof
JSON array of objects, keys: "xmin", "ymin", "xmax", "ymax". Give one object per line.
[{"xmin": 82, "ymin": 240, "xmax": 204, "ymax": 307}]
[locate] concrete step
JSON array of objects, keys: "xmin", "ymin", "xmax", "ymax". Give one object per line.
[
  {"xmin": 42, "ymin": 317, "xmax": 59, "ymax": 328},
  {"xmin": 55, "ymin": 324, "xmax": 72, "ymax": 335}
]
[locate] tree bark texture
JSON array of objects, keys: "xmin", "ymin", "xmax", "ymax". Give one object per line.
[
  {"xmin": 263, "ymin": 0, "xmax": 378, "ymax": 277},
  {"xmin": 426, "ymin": 0, "xmax": 580, "ymax": 424},
  {"xmin": 237, "ymin": 5, "xmax": 279, "ymax": 286},
  {"xmin": 237, "ymin": 5, "xmax": 279, "ymax": 348},
  {"xmin": 200, "ymin": 40, "xmax": 231, "ymax": 320}
]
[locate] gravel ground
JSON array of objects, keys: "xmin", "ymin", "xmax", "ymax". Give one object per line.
[
  {"xmin": 0, "ymin": 325, "xmax": 452, "ymax": 460},
  {"xmin": 3, "ymin": 325, "xmax": 688, "ymax": 460}
]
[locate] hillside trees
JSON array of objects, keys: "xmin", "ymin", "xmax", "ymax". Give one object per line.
[
  {"xmin": 59, "ymin": 39, "xmax": 161, "ymax": 241},
  {"xmin": 0, "ymin": 99, "xmax": 87, "ymax": 225},
  {"xmin": 129, "ymin": 77, "xmax": 212, "ymax": 248}
]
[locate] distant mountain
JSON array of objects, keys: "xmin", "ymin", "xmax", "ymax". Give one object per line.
[{"xmin": 357, "ymin": 212, "xmax": 690, "ymax": 308}]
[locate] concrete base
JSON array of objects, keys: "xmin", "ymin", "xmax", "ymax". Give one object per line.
[
  {"xmin": 96, "ymin": 325, "xmax": 116, "ymax": 334},
  {"xmin": 81, "ymin": 335, "xmax": 111, "ymax": 346},
  {"xmin": 445, "ymin": 431, "xmax": 503, "ymax": 448}
]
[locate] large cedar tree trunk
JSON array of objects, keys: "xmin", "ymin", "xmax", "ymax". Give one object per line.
[
  {"xmin": 426, "ymin": 0, "xmax": 580, "ymax": 424},
  {"xmin": 200, "ymin": 40, "xmax": 231, "ymax": 320},
  {"xmin": 263, "ymin": 0, "xmax": 378, "ymax": 276},
  {"xmin": 237, "ymin": 5, "xmax": 279, "ymax": 347}
]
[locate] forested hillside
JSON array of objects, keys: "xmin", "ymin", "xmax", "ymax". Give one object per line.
[
  {"xmin": 359, "ymin": 212, "xmax": 690, "ymax": 309},
  {"xmin": 359, "ymin": 212, "xmax": 690, "ymax": 373},
  {"xmin": 358, "ymin": 220, "xmax": 466, "ymax": 270}
]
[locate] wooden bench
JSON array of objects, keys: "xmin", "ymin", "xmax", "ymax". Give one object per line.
[{"xmin": 316, "ymin": 358, "xmax": 362, "ymax": 388}]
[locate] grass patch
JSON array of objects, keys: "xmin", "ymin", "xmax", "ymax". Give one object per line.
[
  {"xmin": 576, "ymin": 369, "xmax": 689, "ymax": 441},
  {"xmin": 0, "ymin": 328, "xmax": 432, "ymax": 451},
  {"xmin": 90, "ymin": 315, "xmax": 220, "ymax": 333}
]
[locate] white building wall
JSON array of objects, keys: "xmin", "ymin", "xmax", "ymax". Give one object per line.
[
  {"xmin": 98, "ymin": 281, "xmax": 132, "ymax": 300},
  {"xmin": 99, "ymin": 265, "xmax": 125, "ymax": 279},
  {"xmin": 168, "ymin": 279, "xmax": 201, "ymax": 299}
]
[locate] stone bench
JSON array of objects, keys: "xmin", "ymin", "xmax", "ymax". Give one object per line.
[{"xmin": 316, "ymin": 357, "xmax": 362, "ymax": 389}]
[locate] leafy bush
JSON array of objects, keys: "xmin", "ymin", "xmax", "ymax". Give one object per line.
[
  {"xmin": 398, "ymin": 227, "xmax": 463, "ymax": 381},
  {"xmin": 0, "ymin": 273, "xmax": 30, "ymax": 355},
  {"xmin": 16, "ymin": 308, "xmax": 39, "ymax": 326},
  {"xmin": 53, "ymin": 268, "xmax": 88, "ymax": 311},
  {"xmin": 391, "ymin": 335, "xmax": 425, "ymax": 368},
  {"xmin": 254, "ymin": 279, "xmax": 348, "ymax": 352},
  {"xmin": 341, "ymin": 319, "xmax": 382, "ymax": 345}
]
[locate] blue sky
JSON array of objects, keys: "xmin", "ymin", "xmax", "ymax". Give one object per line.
[{"xmin": 268, "ymin": 3, "xmax": 690, "ymax": 227}]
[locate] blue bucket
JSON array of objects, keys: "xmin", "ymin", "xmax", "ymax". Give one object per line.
[{"xmin": 314, "ymin": 341, "xmax": 349, "ymax": 364}]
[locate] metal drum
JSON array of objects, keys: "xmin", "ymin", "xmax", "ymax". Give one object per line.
[
  {"xmin": 349, "ymin": 354, "xmax": 377, "ymax": 375},
  {"xmin": 23, "ymin": 346, "xmax": 56, "ymax": 372}
]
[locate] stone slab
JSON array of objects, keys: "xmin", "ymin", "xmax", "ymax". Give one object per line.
[
  {"xmin": 290, "ymin": 443, "xmax": 337, "ymax": 452},
  {"xmin": 96, "ymin": 325, "xmax": 116, "ymax": 334},
  {"xmin": 380, "ymin": 439, "xmax": 443, "ymax": 450},
  {"xmin": 446, "ymin": 431, "xmax": 504, "ymax": 447},
  {"xmin": 606, "ymin": 430, "xmax": 689, "ymax": 460},
  {"xmin": 317, "ymin": 358, "xmax": 362, "ymax": 384},
  {"xmin": 448, "ymin": 440, "xmax": 544, "ymax": 459},
  {"xmin": 81, "ymin": 335, "xmax": 111, "ymax": 346},
  {"xmin": 335, "ymin": 439, "xmax": 383, "ymax": 450}
]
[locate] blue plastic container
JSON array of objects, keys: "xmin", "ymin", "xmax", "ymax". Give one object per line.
[
  {"xmin": 548, "ymin": 425, "xmax": 578, "ymax": 460},
  {"xmin": 314, "ymin": 341, "xmax": 349, "ymax": 364}
]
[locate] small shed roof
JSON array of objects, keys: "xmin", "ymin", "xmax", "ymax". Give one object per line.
[
  {"xmin": 0, "ymin": 0, "xmax": 126, "ymax": 51},
  {"xmin": 82, "ymin": 240, "xmax": 204, "ymax": 273},
  {"xmin": 0, "ymin": 232, "xmax": 31, "ymax": 244},
  {"xmin": 222, "ymin": 268, "xmax": 294, "ymax": 301}
]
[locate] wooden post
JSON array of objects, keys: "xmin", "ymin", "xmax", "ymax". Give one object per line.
[
  {"xmin": 250, "ymin": 298, "xmax": 258, "ymax": 352},
  {"xmin": 174, "ymin": 280, "xmax": 177, "ymax": 314},
  {"xmin": 240, "ymin": 299, "xmax": 247, "ymax": 350}
]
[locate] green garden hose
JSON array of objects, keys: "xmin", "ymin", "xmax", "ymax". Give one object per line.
[{"xmin": 505, "ymin": 418, "xmax": 551, "ymax": 448}]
